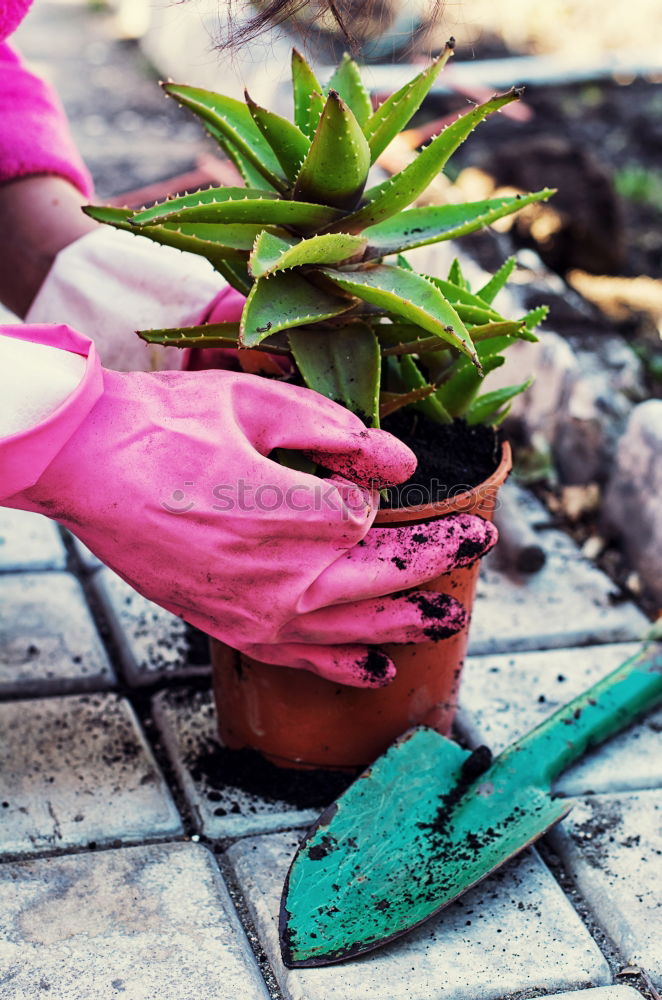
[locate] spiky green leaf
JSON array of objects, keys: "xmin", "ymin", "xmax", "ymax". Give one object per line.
[
  {"xmin": 326, "ymin": 53, "xmax": 373, "ymax": 128},
  {"xmin": 398, "ymin": 354, "xmax": 452, "ymax": 422},
  {"xmin": 447, "ymin": 257, "xmax": 469, "ymax": 290},
  {"xmin": 379, "ymin": 326, "xmax": 453, "ymax": 356},
  {"xmin": 248, "ymin": 232, "xmax": 297, "ymax": 277},
  {"xmin": 364, "ymin": 43, "xmax": 454, "ymax": 162},
  {"xmin": 136, "ymin": 221, "xmax": 273, "ymax": 260},
  {"xmin": 214, "ymin": 259, "xmax": 252, "ymax": 295},
  {"xmin": 337, "ymin": 89, "xmax": 524, "ymax": 232},
  {"xmin": 362, "ymin": 191, "xmax": 554, "ymax": 256},
  {"xmin": 163, "ymin": 83, "xmax": 287, "ymax": 191},
  {"xmin": 131, "ymin": 187, "xmax": 276, "ymax": 225},
  {"xmin": 375, "ymin": 323, "xmax": 425, "ymax": 348},
  {"xmin": 249, "ymin": 231, "xmax": 367, "ymax": 278},
  {"xmin": 466, "ymin": 379, "xmax": 533, "ymax": 425},
  {"xmin": 319, "ymin": 265, "xmax": 479, "ymax": 366},
  {"xmin": 425, "ymin": 275, "xmax": 503, "ymax": 320},
  {"xmin": 131, "ymin": 188, "xmax": 343, "ymax": 231},
  {"xmin": 85, "ymin": 206, "xmax": 261, "ymax": 268},
  {"xmin": 240, "ymin": 271, "xmax": 354, "ymax": 347},
  {"xmin": 470, "ymin": 322, "xmax": 534, "ymax": 345},
  {"xmin": 523, "ymin": 304, "xmax": 550, "ymax": 331},
  {"xmin": 492, "ymin": 404, "xmax": 513, "ymax": 426},
  {"xmin": 476, "ymin": 255, "xmax": 517, "ymax": 304},
  {"xmin": 83, "ymin": 204, "xmax": 136, "ymax": 231},
  {"xmin": 380, "ymin": 386, "xmax": 439, "ymax": 419},
  {"xmin": 458, "ymin": 304, "xmax": 507, "ymax": 325},
  {"xmin": 289, "ymin": 324, "xmax": 381, "ymax": 426},
  {"xmin": 245, "ymin": 90, "xmax": 311, "ymax": 180},
  {"xmin": 293, "ymin": 91, "xmax": 371, "ymax": 210},
  {"xmin": 207, "ymin": 125, "xmax": 278, "ymax": 190},
  {"xmin": 292, "ymin": 49, "xmax": 326, "ymax": 138},
  {"xmin": 138, "ymin": 322, "xmax": 241, "ymax": 349},
  {"xmin": 422, "ymin": 327, "xmax": 532, "ymax": 412},
  {"xmin": 436, "ymin": 354, "xmax": 505, "ymax": 417},
  {"xmin": 396, "ymin": 253, "xmax": 414, "ymax": 271}
]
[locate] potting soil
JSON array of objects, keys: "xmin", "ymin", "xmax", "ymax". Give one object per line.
[{"xmin": 381, "ymin": 414, "xmax": 501, "ymax": 508}]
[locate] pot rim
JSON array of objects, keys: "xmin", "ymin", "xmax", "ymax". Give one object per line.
[{"xmin": 375, "ymin": 439, "xmax": 512, "ymax": 525}]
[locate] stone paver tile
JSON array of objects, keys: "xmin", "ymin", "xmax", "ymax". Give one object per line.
[
  {"xmin": 153, "ymin": 688, "xmax": 325, "ymax": 838},
  {"xmin": 547, "ymin": 990, "xmax": 642, "ymax": 1000},
  {"xmin": 91, "ymin": 567, "xmax": 210, "ymax": 684},
  {"xmin": 0, "ymin": 572, "xmax": 115, "ymax": 697},
  {"xmin": 0, "ymin": 693, "xmax": 183, "ymax": 856},
  {"xmin": 227, "ymin": 833, "xmax": 610, "ymax": 1000},
  {"xmin": 549, "ymin": 790, "xmax": 662, "ymax": 985},
  {"xmin": 469, "ymin": 490, "xmax": 646, "ymax": 655},
  {"xmin": 0, "ymin": 842, "xmax": 270, "ymax": 1000},
  {"xmin": 0, "ymin": 508, "xmax": 66, "ymax": 572},
  {"xmin": 457, "ymin": 643, "xmax": 662, "ymax": 796}
]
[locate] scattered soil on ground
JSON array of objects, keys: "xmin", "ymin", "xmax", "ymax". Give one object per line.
[{"xmin": 188, "ymin": 739, "xmax": 355, "ymax": 810}]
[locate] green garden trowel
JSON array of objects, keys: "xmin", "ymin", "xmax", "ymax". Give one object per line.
[{"xmin": 280, "ymin": 639, "xmax": 662, "ymax": 967}]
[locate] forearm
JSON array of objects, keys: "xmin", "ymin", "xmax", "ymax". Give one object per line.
[
  {"xmin": 0, "ymin": 176, "xmax": 97, "ymax": 317},
  {"xmin": 0, "ymin": 36, "xmax": 96, "ymax": 315}
]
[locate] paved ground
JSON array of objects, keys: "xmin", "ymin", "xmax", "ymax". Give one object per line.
[
  {"xmin": 3, "ymin": 3, "xmax": 661, "ymax": 998},
  {"xmin": 2, "ymin": 490, "xmax": 660, "ymax": 1000}
]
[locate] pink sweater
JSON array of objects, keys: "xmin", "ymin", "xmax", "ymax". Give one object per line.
[
  {"xmin": 0, "ymin": 0, "xmax": 33, "ymax": 42},
  {"xmin": 0, "ymin": 0, "xmax": 93, "ymax": 195}
]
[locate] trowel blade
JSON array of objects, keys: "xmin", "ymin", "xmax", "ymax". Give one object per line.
[{"xmin": 280, "ymin": 726, "xmax": 569, "ymax": 967}]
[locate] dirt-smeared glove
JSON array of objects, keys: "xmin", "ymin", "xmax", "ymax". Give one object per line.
[{"xmin": 1, "ymin": 324, "xmax": 497, "ymax": 687}]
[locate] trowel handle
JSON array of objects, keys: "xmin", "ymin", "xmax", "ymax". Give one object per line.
[{"xmin": 514, "ymin": 641, "xmax": 662, "ymax": 786}]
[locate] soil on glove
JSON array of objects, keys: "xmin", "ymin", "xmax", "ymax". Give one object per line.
[{"xmin": 381, "ymin": 413, "xmax": 500, "ymax": 508}]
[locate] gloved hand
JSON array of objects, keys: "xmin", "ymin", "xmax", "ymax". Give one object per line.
[{"xmin": 1, "ymin": 324, "xmax": 497, "ymax": 687}]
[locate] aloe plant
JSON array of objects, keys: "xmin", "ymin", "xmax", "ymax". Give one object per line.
[{"xmin": 86, "ymin": 43, "xmax": 551, "ymax": 429}]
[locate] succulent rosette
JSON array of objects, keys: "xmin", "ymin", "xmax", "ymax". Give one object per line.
[{"xmin": 87, "ymin": 44, "xmax": 551, "ymax": 428}]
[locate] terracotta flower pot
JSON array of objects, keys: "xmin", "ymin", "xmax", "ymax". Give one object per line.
[{"xmin": 211, "ymin": 440, "xmax": 512, "ymax": 770}]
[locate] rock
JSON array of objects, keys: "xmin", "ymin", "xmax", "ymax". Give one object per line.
[
  {"xmin": 552, "ymin": 336, "xmax": 643, "ymax": 485},
  {"xmin": 603, "ymin": 400, "xmax": 662, "ymax": 606}
]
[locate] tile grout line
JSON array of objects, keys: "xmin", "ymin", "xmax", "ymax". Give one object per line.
[
  {"xmin": 536, "ymin": 836, "xmax": 637, "ymax": 987},
  {"xmin": 215, "ymin": 847, "xmax": 287, "ymax": 1000}
]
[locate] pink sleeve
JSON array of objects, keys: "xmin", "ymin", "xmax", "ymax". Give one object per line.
[
  {"xmin": 0, "ymin": 0, "xmax": 34, "ymax": 42},
  {"xmin": 0, "ymin": 41, "xmax": 93, "ymax": 196}
]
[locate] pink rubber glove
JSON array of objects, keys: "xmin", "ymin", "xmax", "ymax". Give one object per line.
[
  {"xmin": 1, "ymin": 324, "xmax": 497, "ymax": 687},
  {"xmin": 0, "ymin": 41, "xmax": 92, "ymax": 195}
]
